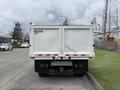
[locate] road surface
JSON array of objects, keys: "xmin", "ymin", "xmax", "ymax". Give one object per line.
[{"xmin": 0, "ymin": 49, "xmax": 95, "ymax": 90}]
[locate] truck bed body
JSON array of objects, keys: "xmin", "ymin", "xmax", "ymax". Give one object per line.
[{"xmin": 29, "ymin": 25, "xmax": 95, "ymax": 60}]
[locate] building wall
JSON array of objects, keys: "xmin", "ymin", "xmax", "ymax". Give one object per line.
[{"xmin": 0, "ymin": 36, "xmax": 11, "ymax": 43}]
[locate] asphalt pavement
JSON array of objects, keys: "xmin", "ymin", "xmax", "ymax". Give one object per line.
[{"xmin": 0, "ymin": 49, "xmax": 95, "ymax": 90}]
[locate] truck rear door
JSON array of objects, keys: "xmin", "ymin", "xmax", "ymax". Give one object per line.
[
  {"xmin": 30, "ymin": 26, "xmax": 61, "ymax": 59},
  {"xmin": 63, "ymin": 26, "xmax": 94, "ymax": 59}
]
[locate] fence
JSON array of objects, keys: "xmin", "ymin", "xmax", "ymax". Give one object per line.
[{"xmin": 94, "ymin": 39, "xmax": 120, "ymax": 51}]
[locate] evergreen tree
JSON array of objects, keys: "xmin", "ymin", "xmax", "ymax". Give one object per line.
[{"xmin": 12, "ymin": 22, "xmax": 23, "ymax": 44}]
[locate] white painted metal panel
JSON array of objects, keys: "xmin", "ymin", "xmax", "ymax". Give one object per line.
[
  {"xmin": 30, "ymin": 26, "xmax": 61, "ymax": 56},
  {"xmin": 63, "ymin": 26, "xmax": 94, "ymax": 57},
  {"xmin": 29, "ymin": 25, "xmax": 95, "ymax": 59}
]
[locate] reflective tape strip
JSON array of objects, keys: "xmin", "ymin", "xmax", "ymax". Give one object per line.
[
  {"xmin": 35, "ymin": 54, "xmax": 58, "ymax": 57},
  {"xmin": 65, "ymin": 54, "xmax": 89, "ymax": 57}
]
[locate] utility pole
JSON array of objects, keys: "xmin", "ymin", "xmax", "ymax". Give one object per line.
[
  {"xmin": 102, "ymin": 0, "xmax": 109, "ymax": 37},
  {"xmin": 102, "ymin": 0, "xmax": 119, "ymax": 39},
  {"xmin": 92, "ymin": 17, "xmax": 97, "ymax": 32}
]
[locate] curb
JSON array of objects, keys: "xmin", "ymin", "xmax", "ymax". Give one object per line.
[{"xmin": 86, "ymin": 72, "xmax": 104, "ymax": 90}]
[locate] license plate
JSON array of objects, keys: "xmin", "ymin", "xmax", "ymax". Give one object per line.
[{"xmin": 51, "ymin": 61, "xmax": 72, "ymax": 66}]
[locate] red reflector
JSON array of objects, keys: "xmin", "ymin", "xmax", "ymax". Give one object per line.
[
  {"xmin": 65, "ymin": 54, "xmax": 69, "ymax": 56},
  {"xmin": 73, "ymin": 54, "xmax": 78, "ymax": 56},
  {"xmin": 46, "ymin": 54, "xmax": 51, "ymax": 56}
]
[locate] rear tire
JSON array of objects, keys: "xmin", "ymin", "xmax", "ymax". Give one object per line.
[{"xmin": 34, "ymin": 60, "xmax": 39, "ymax": 72}]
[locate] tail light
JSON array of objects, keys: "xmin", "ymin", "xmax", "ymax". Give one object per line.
[
  {"xmin": 74, "ymin": 64, "xmax": 83, "ymax": 68},
  {"xmin": 40, "ymin": 64, "xmax": 48, "ymax": 68}
]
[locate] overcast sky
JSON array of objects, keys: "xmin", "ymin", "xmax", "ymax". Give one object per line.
[{"xmin": 0, "ymin": 0, "xmax": 119, "ymax": 36}]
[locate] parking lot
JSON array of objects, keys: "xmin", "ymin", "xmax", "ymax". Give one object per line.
[{"xmin": 0, "ymin": 49, "xmax": 95, "ymax": 90}]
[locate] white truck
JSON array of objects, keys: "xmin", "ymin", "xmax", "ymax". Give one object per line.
[{"xmin": 29, "ymin": 25, "xmax": 95, "ymax": 76}]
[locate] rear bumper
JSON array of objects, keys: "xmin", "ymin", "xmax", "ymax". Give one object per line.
[
  {"xmin": 30, "ymin": 54, "xmax": 94, "ymax": 60},
  {"xmin": 31, "ymin": 57, "xmax": 91, "ymax": 60}
]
